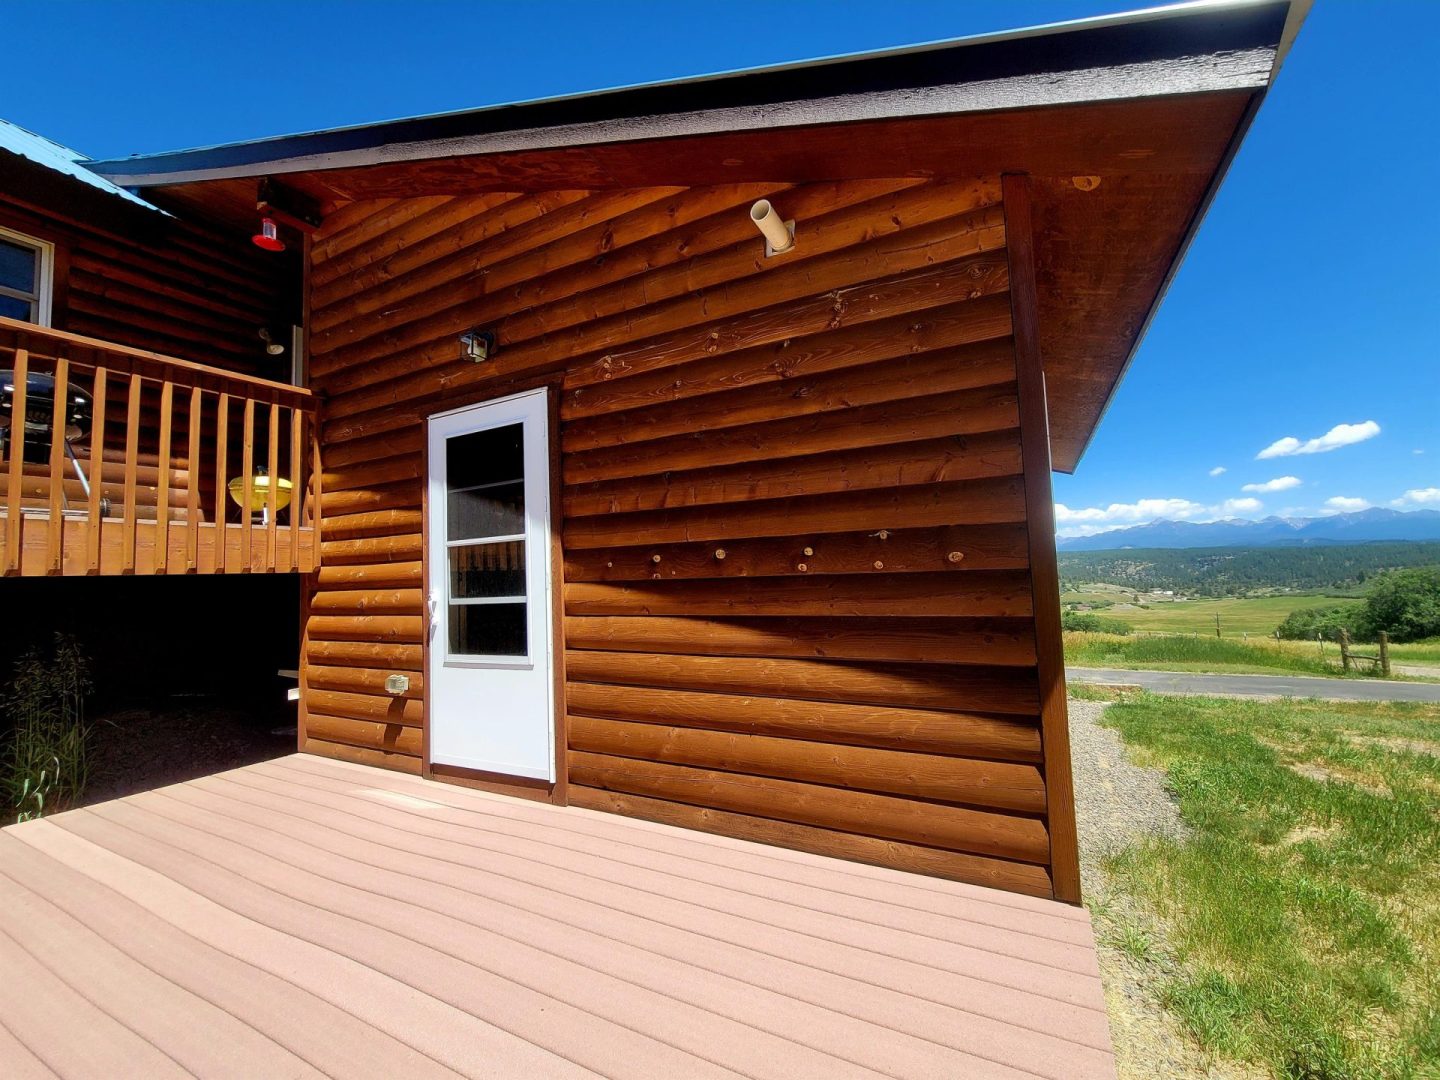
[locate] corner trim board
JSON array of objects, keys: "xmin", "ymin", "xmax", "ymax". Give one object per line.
[{"xmin": 1001, "ymin": 172, "xmax": 1082, "ymax": 904}]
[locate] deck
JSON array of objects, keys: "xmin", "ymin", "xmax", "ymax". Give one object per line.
[
  {"xmin": 0, "ymin": 754, "xmax": 1115, "ymax": 1079},
  {"xmin": 1, "ymin": 317, "xmax": 318, "ymax": 576}
]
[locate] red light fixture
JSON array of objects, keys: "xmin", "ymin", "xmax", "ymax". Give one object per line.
[{"xmin": 251, "ymin": 217, "xmax": 285, "ymax": 252}]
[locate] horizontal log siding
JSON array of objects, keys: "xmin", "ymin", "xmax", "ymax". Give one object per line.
[
  {"xmin": 306, "ymin": 178, "xmax": 1061, "ymax": 897},
  {"xmin": 0, "ymin": 193, "xmax": 295, "ymax": 374}
]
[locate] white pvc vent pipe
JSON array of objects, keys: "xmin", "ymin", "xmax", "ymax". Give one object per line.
[{"xmin": 750, "ymin": 199, "xmax": 795, "ymax": 255}]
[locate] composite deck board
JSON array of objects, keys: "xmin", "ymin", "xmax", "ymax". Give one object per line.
[{"xmin": 0, "ymin": 755, "xmax": 1115, "ymax": 1079}]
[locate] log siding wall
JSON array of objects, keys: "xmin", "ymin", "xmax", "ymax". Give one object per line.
[
  {"xmin": 0, "ymin": 193, "xmax": 295, "ymax": 374},
  {"xmin": 305, "ymin": 177, "xmax": 1077, "ymax": 899}
]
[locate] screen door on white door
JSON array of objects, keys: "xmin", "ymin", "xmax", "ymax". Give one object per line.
[{"xmin": 426, "ymin": 387, "xmax": 554, "ymax": 781}]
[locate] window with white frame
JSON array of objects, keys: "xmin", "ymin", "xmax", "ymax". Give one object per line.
[{"xmin": 0, "ymin": 225, "xmax": 54, "ymax": 326}]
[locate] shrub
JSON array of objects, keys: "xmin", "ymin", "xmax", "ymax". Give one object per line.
[
  {"xmin": 4, "ymin": 634, "xmax": 93, "ymax": 821},
  {"xmin": 1275, "ymin": 604, "xmax": 1362, "ymax": 643},
  {"xmin": 1356, "ymin": 566, "xmax": 1440, "ymax": 644},
  {"xmin": 1062, "ymin": 611, "xmax": 1133, "ymax": 634}
]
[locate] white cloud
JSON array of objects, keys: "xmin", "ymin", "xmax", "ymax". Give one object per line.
[
  {"xmin": 1323, "ymin": 496, "xmax": 1371, "ymax": 513},
  {"xmin": 1053, "ymin": 496, "xmax": 1266, "ymax": 538},
  {"xmin": 1221, "ymin": 497, "xmax": 1263, "ymax": 514},
  {"xmin": 1054, "ymin": 498, "xmax": 1209, "ymax": 527},
  {"xmin": 1257, "ymin": 421, "xmax": 1381, "ymax": 459},
  {"xmin": 1241, "ymin": 475, "xmax": 1302, "ymax": 493},
  {"xmin": 1391, "ymin": 487, "xmax": 1440, "ymax": 507},
  {"xmin": 1415, "ymin": 449, "xmax": 1426, "ymax": 456},
  {"xmin": 1209, "ymin": 466, "xmax": 1227, "ymax": 477}
]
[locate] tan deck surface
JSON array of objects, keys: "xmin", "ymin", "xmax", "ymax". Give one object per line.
[{"xmin": 0, "ymin": 754, "xmax": 1115, "ymax": 1079}]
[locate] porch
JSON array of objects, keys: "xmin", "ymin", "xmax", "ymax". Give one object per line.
[
  {"xmin": 0, "ymin": 753, "xmax": 1115, "ymax": 1078},
  {"xmin": 0, "ymin": 317, "xmax": 317, "ymax": 576}
]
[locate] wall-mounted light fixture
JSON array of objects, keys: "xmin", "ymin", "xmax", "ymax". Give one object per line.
[
  {"xmin": 251, "ymin": 216, "xmax": 285, "ymax": 252},
  {"xmin": 460, "ymin": 329, "xmax": 496, "ymax": 363},
  {"xmin": 750, "ymin": 199, "xmax": 795, "ymax": 256},
  {"xmin": 258, "ymin": 328, "xmax": 285, "ymax": 356}
]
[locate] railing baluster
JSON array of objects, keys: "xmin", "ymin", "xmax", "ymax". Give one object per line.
[
  {"xmin": 215, "ymin": 393, "xmax": 229, "ymax": 574},
  {"xmin": 155, "ymin": 380, "xmax": 174, "ymax": 574},
  {"xmin": 266, "ymin": 400, "xmax": 280, "ymax": 571},
  {"xmin": 86, "ymin": 366, "xmax": 107, "ymax": 573},
  {"xmin": 47, "ymin": 356, "xmax": 69, "ymax": 573},
  {"xmin": 289, "ymin": 405, "xmax": 303, "ymax": 572},
  {"xmin": 4, "ymin": 349, "xmax": 28, "ymax": 574},
  {"xmin": 122, "ymin": 373, "xmax": 142, "ymax": 574},
  {"xmin": 186, "ymin": 385, "xmax": 201, "ymax": 572},
  {"xmin": 241, "ymin": 398, "xmax": 255, "ymax": 572}
]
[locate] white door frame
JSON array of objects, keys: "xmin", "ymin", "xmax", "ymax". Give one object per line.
[{"xmin": 425, "ymin": 386, "xmax": 556, "ymax": 783}]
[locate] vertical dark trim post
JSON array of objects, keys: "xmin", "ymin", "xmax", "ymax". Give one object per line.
[
  {"xmin": 547, "ymin": 382, "xmax": 570, "ymax": 806},
  {"xmin": 296, "ymin": 231, "xmax": 315, "ymax": 755},
  {"xmin": 1002, "ymin": 173, "xmax": 1082, "ymax": 904},
  {"xmin": 297, "ymin": 578, "xmax": 312, "ymax": 754}
]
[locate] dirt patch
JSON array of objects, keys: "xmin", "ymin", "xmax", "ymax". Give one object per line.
[
  {"xmin": 82, "ymin": 697, "xmax": 296, "ymax": 807},
  {"xmin": 1284, "ymin": 760, "xmax": 1391, "ymax": 797},
  {"xmin": 1279, "ymin": 822, "xmax": 1341, "ymax": 847},
  {"xmin": 1347, "ymin": 734, "xmax": 1440, "ymax": 759}
]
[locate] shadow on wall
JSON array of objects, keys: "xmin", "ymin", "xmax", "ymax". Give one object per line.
[{"xmin": 0, "ymin": 575, "xmax": 301, "ymax": 702}]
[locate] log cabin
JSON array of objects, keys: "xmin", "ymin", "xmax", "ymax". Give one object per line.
[{"xmin": 6, "ymin": 0, "xmax": 1304, "ymax": 908}]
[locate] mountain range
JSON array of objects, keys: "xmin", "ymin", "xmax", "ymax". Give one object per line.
[{"xmin": 1056, "ymin": 507, "xmax": 1440, "ymax": 551}]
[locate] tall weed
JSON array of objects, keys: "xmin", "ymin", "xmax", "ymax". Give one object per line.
[{"xmin": 4, "ymin": 634, "xmax": 93, "ymax": 821}]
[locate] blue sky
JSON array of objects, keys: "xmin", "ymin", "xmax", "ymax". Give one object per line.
[{"xmin": 6, "ymin": 1, "xmax": 1437, "ymax": 539}]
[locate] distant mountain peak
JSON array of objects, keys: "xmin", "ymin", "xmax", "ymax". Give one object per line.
[{"xmin": 1056, "ymin": 507, "xmax": 1440, "ymax": 551}]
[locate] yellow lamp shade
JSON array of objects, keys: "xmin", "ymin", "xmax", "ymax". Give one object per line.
[{"xmin": 228, "ymin": 474, "xmax": 293, "ymax": 511}]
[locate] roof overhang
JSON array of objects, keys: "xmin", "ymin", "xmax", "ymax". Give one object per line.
[{"xmin": 86, "ymin": 0, "xmax": 1309, "ymax": 470}]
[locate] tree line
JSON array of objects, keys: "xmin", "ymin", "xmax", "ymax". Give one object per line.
[
  {"xmin": 1276, "ymin": 567, "xmax": 1440, "ymax": 644},
  {"xmin": 1058, "ymin": 542, "xmax": 1440, "ymax": 598}
]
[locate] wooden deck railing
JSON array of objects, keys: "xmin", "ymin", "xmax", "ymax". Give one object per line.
[{"xmin": 0, "ymin": 317, "xmax": 319, "ymax": 575}]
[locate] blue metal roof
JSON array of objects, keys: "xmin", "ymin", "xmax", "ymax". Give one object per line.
[{"xmin": 0, "ymin": 118, "xmax": 162, "ymax": 212}]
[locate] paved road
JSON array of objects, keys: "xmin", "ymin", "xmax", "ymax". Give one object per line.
[{"xmin": 1068, "ymin": 667, "xmax": 1440, "ymax": 703}]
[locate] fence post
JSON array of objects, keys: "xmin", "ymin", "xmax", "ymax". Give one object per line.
[
  {"xmin": 1378, "ymin": 631, "xmax": 1390, "ymax": 677},
  {"xmin": 1339, "ymin": 629, "xmax": 1352, "ymax": 674}
]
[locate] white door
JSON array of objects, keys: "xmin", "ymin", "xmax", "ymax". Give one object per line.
[{"xmin": 426, "ymin": 388, "xmax": 555, "ymax": 781}]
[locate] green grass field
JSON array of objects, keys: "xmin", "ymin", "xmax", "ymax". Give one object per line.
[
  {"xmin": 1066, "ymin": 591, "xmax": 1359, "ymax": 637},
  {"xmin": 1092, "ymin": 693, "xmax": 1440, "ymax": 1079},
  {"xmin": 1064, "ymin": 632, "xmax": 1348, "ymax": 677},
  {"xmin": 1061, "ymin": 589, "xmax": 1440, "ymax": 675},
  {"xmin": 1390, "ymin": 639, "xmax": 1440, "ymax": 665}
]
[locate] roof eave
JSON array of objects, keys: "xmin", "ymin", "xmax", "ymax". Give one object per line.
[
  {"xmin": 1060, "ymin": 0, "xmax": 1312, "ymax": 472},
  {"xmin": 86, "ymin": 0, "xmax": 1296, "ymax": 189}
]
